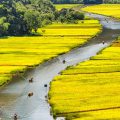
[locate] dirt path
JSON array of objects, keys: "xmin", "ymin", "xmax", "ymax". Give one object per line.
[{"xmin": 0, "ymin": 12, "xmax": 120, "ymax": 120}]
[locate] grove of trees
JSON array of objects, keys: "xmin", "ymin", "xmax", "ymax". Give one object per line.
[
  {"xmin": 0, "ymin": 0, "xmax": 56, "ymax": 36},
  {"xmin": 55, "ymin": 8, "xmax": 84, "ymax": 23},
  {"xmin": 0, "ymin": 0, "xmax": 85, "ymax": 36},
  {"xmin": 1, "ymin": 0, "xmax": 120, "ymax": 36},
  {"xmin": 51, "ymin": 0, "xmax": 120, "ymax": 4},
  {"xmin": 51, "ymin": 0, "xmax": 83, "ymax": 4}
]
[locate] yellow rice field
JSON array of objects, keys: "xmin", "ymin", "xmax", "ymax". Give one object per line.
[
  {"xmin": 49, "ymin": 38, "xmax": 120, "ymax": 119},
  {"xmin": 0, "ymin": 20, "xmax": 101, "ymax": 86},
  {"xmin": 55, "ymin": 4, "xmax": 80, "ymax": 11},
  {"xmin": 82, "ymin": 4, "xmax": 120, "ymax": 19}
]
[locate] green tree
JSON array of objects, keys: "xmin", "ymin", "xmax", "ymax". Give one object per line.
[
  {"xmin": 0, "ymin": 0, "xmax": 56, "ymax": 36},
  {"xmin": 0, "ymin": 17, "xmax": 10, "ymax": 36},
  {"xmin": 56, "ymin": 8, "xmax": 84, "ymax": 23},
  {"xmin": 24, "ymin": 10, "xmax": 42, "ymax": 33},
  {"xmin": 71, "ymin": 11, "xmax": 84, "ymax": 20}
]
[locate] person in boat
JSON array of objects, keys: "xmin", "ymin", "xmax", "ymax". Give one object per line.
[
  {"xmin": 29, "ymin": 77, "xmax": 33, "ymax": 83},
  {"xmin": 28, "ymin": 92, "xmax": 33, "ymax": 97},
  {"xmin": 102, "ymin": 41, "xmax": 105, "ymax": 44},
  {"xmin": 63, "ymin": 60, "xmax": 66, "ymax": 64},
  {"xmin": 45, "ymin": 95, "xmax": 48, "ymax": 102},
  {"xmin": 14, "ymin": 113, "xmax": 18, "ymax": 120},
  {"xmin": 105, "ymin": 19, "xmax": 108, "ymax": 23},
  {"xmin": 44, "ymin": 84, "xmax": 47, "ymax": 87}
]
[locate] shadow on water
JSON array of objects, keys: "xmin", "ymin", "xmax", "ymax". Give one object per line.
[{"xmin": 0, "ymin": 13, "xmax": 120, "ymax": 120}]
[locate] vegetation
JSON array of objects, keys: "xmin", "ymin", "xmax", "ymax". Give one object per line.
[
  {"xmin": 104, "ymin": 0, "xmax": 120, "ymax": 3},
  {"xmin": 0, "ymin": 0, "xmax": 86, "ymax": 36},
  {"xmin": 49, "ymin": 38, "xmax": 120, "ymax": 119},
  {"xmin": 51, "ymin": 0, "xmax": 83, "ymax": 4},
  {"xmin": 54, "ymin": 4, "xmax": 85, "ymax": 24},
  {"xmin": 82, "ymin": 4, "xmax": 120, "ymax": 19},
  {"xmin": 0, "ymin": 0, "xmax": 55, "ymax": 36},
  {"xmin": 51, "ymin": 0, "xmax": 120, "ymax": 4},
  {"xmin": 0, "ymin": 19, "xmax": 101, "ymax": 86},
  {"xmin": 55, "ymin": 8, "xmax": 84, "ymax": 23},
  {"xmin": 55, "ymin": 4, "xmax": 80, "ymax": 11}
]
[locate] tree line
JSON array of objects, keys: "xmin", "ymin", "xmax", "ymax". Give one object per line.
[
  {"xmin": 51, "ymin": 0, "xmax": 83, "ymax": 4},
  {"xmin": 0, "ymin": 0, "xmax": 85, "ymax": 36},
  {"xmin": 0, "ymin": 0, "xmax": 55, "ymax": 36},
  {"xmin": 1, "ymin": 0, "xmax": 120, "ymax": 36},
  {"xmin": 51, "ymin": 0, "xmax": 120, "ymax": 4},
  {"xmin": 55, "ymin": 8, "xmax": 84, "ymax": 23}
]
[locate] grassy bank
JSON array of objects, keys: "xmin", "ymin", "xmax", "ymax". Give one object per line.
[
  {"xmin": 49, "ymin": 37, "xmax": 120, "ymax": 119},
  {"xmin": 0, "ymin": 20, "xmax": 101, "ymax": 87},
  {"xmin": 82, "ymin": 4, "xmax": 120, "ymax": 19}
]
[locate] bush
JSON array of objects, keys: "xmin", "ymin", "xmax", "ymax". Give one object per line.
[
  {"xmin": 72, "ymin": 11, "xmax": 84, "ymax": 20},
  {"xmin": 56, "ymin": 8, "xmax": 85, "ymax": 23}
]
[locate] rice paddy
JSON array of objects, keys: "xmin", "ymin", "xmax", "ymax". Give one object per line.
[
  {"xmin": 0, "ymin": 20, "xmax": 101, "ymax": 86},
  {"xmin": 55, "ymin": 4, "xmax": 80, "ymax": 11},
  {"xmin": 49, "ymin": 38, "xmax": 120, "ymax": 119},
  {"xmin": 82, "ymin": 4, "xmax": 120, "ymax": 19}
]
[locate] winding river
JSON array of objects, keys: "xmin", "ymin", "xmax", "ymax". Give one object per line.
[{"xmin": 0, "ymin": 10, "xmax": 120, "ymax": 120}]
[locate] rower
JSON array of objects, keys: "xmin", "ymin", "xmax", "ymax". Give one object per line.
[
  {"xmin": 14, "ymin": 113, "xmax": 18, "ymax": 120},
  {"xmin": 44, "ymin": 84, "xmax": 48, "ymax": 88},
  {"xmin": 63, "ymin": 60, "xmax": 66, "ymax": 64},
  {"xmin": 102, "ymin": 41, "xmax": 105, "ymax": 44},
  {"xmin": 28, "ymin": 92, "xmax": 34, "ymax": 97},
  {"xmin": 29, "ymin": 77, "xmax": 33, "ymax": 83}
]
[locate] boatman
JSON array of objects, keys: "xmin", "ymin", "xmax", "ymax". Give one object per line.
[
  {"xmin": 29, "ymin": 77, "xmax": 33, "ymax": 83},
  {"xmin": 14, "ymin": 113, "xmax": 18, "ymax": 120},
  {"xmin": 102, "ymin": 41, "xmax": 105, "ymax": 44},
  {"xmin": 28, "ymin": 92, "xmax": 34, "ymax": 97},
  {"xmin": 63, "ymin": 60, "xmax": 66, "ymax": 64}
]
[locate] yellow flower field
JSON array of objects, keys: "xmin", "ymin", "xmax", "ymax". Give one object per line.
[
  {"xmin": 0, "ymin": 20, "xmax": 101, "ymax": 86},
  {"xmin": 82, "ymin": 4, "xmax": 120, "ymax": 19},
  {"xmin": 49, "ymin": 39, "xmax": 120, "ymax": 119},
  {"xmin": 55, "ymin": 4, "xmax": 80, "ymax": 11}
]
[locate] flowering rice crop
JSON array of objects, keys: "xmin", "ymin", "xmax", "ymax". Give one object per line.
[
  {"xmin": 49, "ymin": 39, "xmax": 120, "ymax": 119},
  {"xmin": 0, "ymin": 20, "xmax": 101, "ymax": 86},
  {"xmin": 82, "ymin": 4, "xmax": 120, "ymax": 19},
  {"xmin": 55, "ymin": 4, "xmax": 80, "ymax": 11}
]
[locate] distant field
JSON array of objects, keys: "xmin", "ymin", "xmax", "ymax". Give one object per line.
[
  {"xmin": 55, "ymin": 4, "xmax": 80, "ymax": 11},
  {"xmin": 49, "ymin": 38, "xmax": 120, "ymax": 119},
  {"xmin": 82, "ymin": 4, "xmax": 120, "ymax": 19},
  {"xmin": 0, "ymin": 20, "xmax": 101, "ymax": 86}
]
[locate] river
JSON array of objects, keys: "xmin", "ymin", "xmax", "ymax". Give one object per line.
[{"xmin": 0, "ymin": 11, "xmax": 120, "ymax": 120}]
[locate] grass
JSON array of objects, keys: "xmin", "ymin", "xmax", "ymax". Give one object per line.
[
  {"xmin": 49, "ymin": 38, "xmax": 120, "ymax": 119},
  {"xmin": 54, "ymin": 4, "xmax": 80, "ymax": 11},
  {"xmin": 82, "ymin": 4, "xmax": 120, "ymax": 19},
  {"xmin": 0, "ymin": 20, "xmax": 101, "ymax": 86}
]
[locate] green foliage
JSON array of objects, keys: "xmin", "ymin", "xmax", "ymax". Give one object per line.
[
  {"xmin": 0, "ymin": 0, "xmax": 86, "ymax": 36},
  {"xmin": 51, "ymin": 0, "xmax": 83, "ymax": 4},
  {"xmin": 51, "ymin": 0, "xmax": 120, "ymax": 4},
  {"xmin": 31, "ymin": 0, "xmax": 55, "ymax": 13},
  {"xmin": 0, "ymin": 0, "xmax": 55, "ymax": 36},
  {"xmin": 24, "ymin": 10, "xmax": 42, "ymax": 32},
  {"xmin": 0, "ymin": 17, "xmax": 10, "ymax": 36},
  {"xmin": 104, "ymin": 0, "xmax": 120, "ymax": 3},
  {"xmin": 72, "ymin": 11, "xmax": 84, "ymax": 20},
  {"xmin": 56, "ymin": 8, "xmax": 84, "ymax": 23}
]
